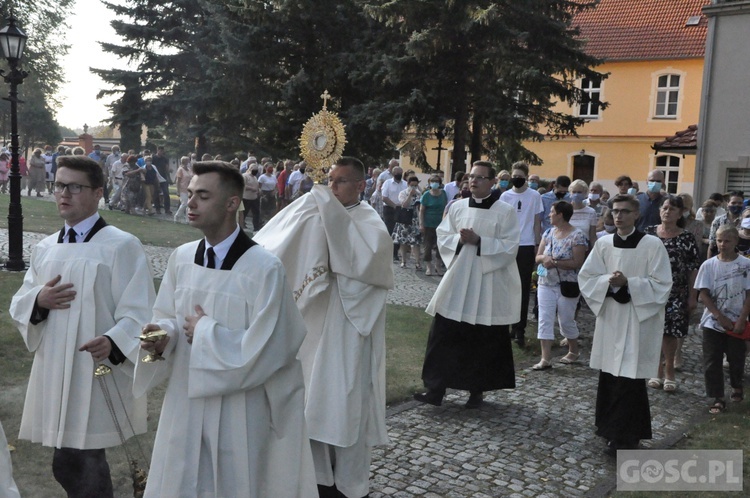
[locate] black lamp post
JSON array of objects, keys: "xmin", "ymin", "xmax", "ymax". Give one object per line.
[
  {"xmin": 432, "ymin": 121, "xmax": 447, "ymax": 172},
  {"xmin": 0, "ymin": 14, "xmax": 28, "ymax": 271}
]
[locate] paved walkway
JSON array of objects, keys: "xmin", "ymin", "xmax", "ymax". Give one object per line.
[{"xmin": 0, "ymin": 228, "xmax": 724, "ymax": 497}]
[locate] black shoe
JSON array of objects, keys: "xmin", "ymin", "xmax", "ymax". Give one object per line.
[
  {"xmin": 514, "ymin": 336, "xmax": 526, "ymax": 348},
  {"xmin": 465, "ymin": 391, "xmax": 483, "ymax": 409},
  {"xmin": 413, "ymin": 390, "xmax": 444, "ymax": 406}
]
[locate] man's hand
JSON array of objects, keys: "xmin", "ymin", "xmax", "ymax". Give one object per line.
[
  {"xmin": 140, "ymin": 323, "xmax": 170, "ymax": 355},
  {"xmin": 183, "ymin": 305, "xmax": 206, "ymax": 345},
  {"xmin": 459, "ymin": 228, "xmax": 480, "ymax": 245},
  {"xmin": 79, "ymin": 336, "xmax": 112, "ymax": 362},
  {"xmin": 36, "ymin": 275, "xmax": 76, "ymax": 310},
  {"xmin": 732, "ymin": 317, "xmax": 747, "ymax": 336},
  {"xmin": 608, "ymin": 271, "xmax": 628, "ymax": 288}
]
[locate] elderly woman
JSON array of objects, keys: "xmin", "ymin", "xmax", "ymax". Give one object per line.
[
  {"xmin": 532, "ymin": 201, "xmax": 587, "ymax": 370},
  {"xmin": 495, "ymin": 170, "xmax": 511, "ymax": 193},
  {"xmin": 28, "ymin": 148, "xmax": 47, "ymax": 197},
  {"xmin": 568, "ymin": 179, "xmax": 598, "ymax": 251},
  {"xmin": 645, "ymin": 195, "xmax": 700, "ymax": 392},
  {"xmin": 393, "ymin": 176, "xmax": 423, "ymax": 269}
]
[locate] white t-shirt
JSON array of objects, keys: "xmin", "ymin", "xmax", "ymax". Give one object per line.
[
  {"xmin": 382, "ymin": 178, "xmax": 407, "ymax": 205},
  {"xmin": 258, "ymin": 174, "xmax": 276, "ymax": 191},
  {"xmin": 695, "ymin": 255, "xmax": 750, "ymax": 332},
  {"xmin": 444, "ymin": 181, "xmax": 460, "ymax": 201},
  {"xmin": 570, "ymin": 206, "xmax": 598, "ymax": 243},
  {"xmin": 500, "ymin": 188, "xmax": 543, "ymax": 246},
  {"xmin": 288, "ymin": 170, "xmax": 303, "ymax": 195}
]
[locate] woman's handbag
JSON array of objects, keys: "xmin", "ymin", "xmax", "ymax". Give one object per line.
[
  {"xmin": 559, "ymin": 280, "xmax": 580, "ymax": 298},
  {"xmin": 396, "ymin": 206, "xmax": 413, "ymax": 225}
]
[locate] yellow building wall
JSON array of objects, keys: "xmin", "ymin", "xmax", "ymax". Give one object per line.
[{"xmin": 401, "ymin": 58, "xmax": 703, "ymax": 196}]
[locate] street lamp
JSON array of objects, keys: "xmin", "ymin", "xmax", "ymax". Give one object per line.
[{"xmin": 0, "ymin": 14, "xmax": 29, "ymax": 271}]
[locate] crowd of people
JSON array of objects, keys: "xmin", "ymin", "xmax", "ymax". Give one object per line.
[{"xmin": 2, "ymin": 149, "xmax": 750, "ymax": 497}]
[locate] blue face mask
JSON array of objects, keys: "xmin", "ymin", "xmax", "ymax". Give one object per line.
[
  {"xmin": 729, "ymin": 205, "xmax": 743, "ymax": 216},
  {"xmin": 647, "ymin": 181, "xmax": 662, "ymax": 193},
  {"xmin": 499, "ymin": 180, "xmax": 509, "ymax": 189},
  {"xmin": 627, "ymin": 187, "xmax": 637, "ymax": 196},
  {"xmin": 528, "ymin": 182, "xmax": 538, "ymax": 190},
  {"xmin": 430, "ymin": 182, "xmax": 441, "ymax": 190},
  {"xmin": 570, "ymin": 193, "xmax": 585, "ymax": 203}
]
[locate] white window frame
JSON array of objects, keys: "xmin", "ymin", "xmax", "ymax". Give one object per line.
[
  {"xmin": 654, "ymin": 154, "xmax": 681, "ymax": 194},
  {"xmin": 650, "ymin": 69, "xmax": 685, "ymax": 120},
  {"xmin": 578, "ymin": 77, "xmax": 602, "ymax": 119}
]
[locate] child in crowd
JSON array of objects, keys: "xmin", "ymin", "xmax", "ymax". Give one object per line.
[{"xmin": 694, "ymin": 225, "xmax": 750, "ymax": 414}]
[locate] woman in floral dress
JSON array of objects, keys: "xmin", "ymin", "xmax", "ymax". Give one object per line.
[{"xmin": 645, "ymin": 195, "xmax": 700, "ymax": 393}]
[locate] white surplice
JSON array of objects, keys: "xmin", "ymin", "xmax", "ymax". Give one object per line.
[
  {"xmin": 133, "ymin": 242, "xmax": 316, "ymax": 498},
  {"xmin": 10, "ymin": 226, "xmax": 153, "ymax": 449},
  {"xmin": 0, "ymin": 420, "xmax": 20, "ymax": 498},
  {"xmin": 578, "ymin": 234, "xmax": 673, "ymax": 379},
  {"xmin": 426, "ymin": 197, "xmax": 521, "ymax": 325},
  {"xmin": 254, "ymin": 186, "xmax": 394, "ymax": 449}
]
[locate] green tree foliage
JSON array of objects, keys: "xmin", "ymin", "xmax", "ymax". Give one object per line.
[
  {"xmin": 0, "ymin": 1, "xmax": 72, "ymax": 151},
  {"xmin": 362, "ymin": 0, "xmax": 606, "ymax": 171},
  {"xmin": 95, "ymin": 0, "xmax": 604, "ymax": 170}
]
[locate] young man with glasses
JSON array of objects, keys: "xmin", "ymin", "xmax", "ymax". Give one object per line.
[
  {"xmin": 578, "ymin": 194, "xmax": 672, "ymax": 456},
  {"xmin": 414, "ymin": 161, "xmax": 521, "ymax": 409},
  {"xmin": 10, "ymin": 156, "xmax": 155, "ymax": 497}
]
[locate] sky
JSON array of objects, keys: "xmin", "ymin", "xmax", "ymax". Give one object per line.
[{"xmin": 54, "ymin": 0, "xmax": 123, "ymax": 131}]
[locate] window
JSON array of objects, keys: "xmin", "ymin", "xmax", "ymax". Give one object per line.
[
  {"xmin": 655, "ymin": 74, "xmax": 680, "ymax": 118},
  {"xmin": 655, "ymin": 155, "xmax": 681, "ymax": 194},
  {"xmin": 579, "ymin": 77, "xmax": 601, "ymax": 118},
  {"xmin": 726, "ymin": 168, "xmax": 750, "ymax": 193}
]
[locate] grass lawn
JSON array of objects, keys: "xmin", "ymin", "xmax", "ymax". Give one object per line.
[{"xmin": 0, "ymin": 196, "xmax": 196, "ymax": 248}]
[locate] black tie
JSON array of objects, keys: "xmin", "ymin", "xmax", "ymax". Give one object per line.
[
  {"xmin": 206, "ymin": 247, "xmax": 216, "ymax": 269},
  {"xmin": 67, "ymin": 228, "xmax": 77, "ymax": 244}
]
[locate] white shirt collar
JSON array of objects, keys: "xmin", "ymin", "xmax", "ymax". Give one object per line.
[
  {"xmin": 205, "ymin": 225, "xmax": 241, "ymax": 268},
  {"xmin": 472, "ymin": 193, "xmax": 492, "ymax": 203},
  {"xmin": 65, "ymin": 213, "xmax": 101, "ymax": 242},
  {"xmin": 617, "ymin": 227, "xmax": 637, "ymax": 239}
]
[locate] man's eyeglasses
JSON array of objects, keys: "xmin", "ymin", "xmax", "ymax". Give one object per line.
[
  {"xmin": 467, "ymin": 174, "xmax": 491, "ymax": 181},
  {"xmin": 610, "ymin": 208, "xmax": 634, "ymax": 216},
  {"xmin": 54, "ymin": 182, "xmax": 94, "ymax": 194}
]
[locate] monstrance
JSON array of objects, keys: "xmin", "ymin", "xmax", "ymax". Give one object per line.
[{"xmin": 299, "ymin": 90, "xmax": 347, "ymax": 181}]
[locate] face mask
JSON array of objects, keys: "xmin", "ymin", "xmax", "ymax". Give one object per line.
[
  {"xmin": 300, "ymin": 168, "xmax": 306, "ymax": 174},
  {"xmin": 499, "ymin": 180, "xmax": 509, "ymax": 189},
  {"xmin": 682, "ymin": 211, "xmax": 690, "ymax": 219},
  {"xmin": 647, "ymin": 181, "xmax": 662, "ymax": 193},
  {"xmin": 555, "ymin": 191, "xmax": 566, "ymax": 200},
  {"xmin": 742, "ymin": 218, "xmax": 750, "ymax": 229},
  {"xmin": 251, "ymin": 170, "xmax": 258, "ymax": 177},
  {"xmin": 510, "ymin": 177, "xmax": 526, "ymax": 189},
  {"xmin": 393, "ymin": 174, "xmax": 403, "ymax": 181},
  {"xmin": 528, "ymin": 182, "xmax": 538, "ymax": 190},
  {"xmin": 729, "ymin": 205, "xmax": 743, "ymax": 215},
  {"xmin": 460, "ymin": 189, "xmax": 471, "ymax": 198},
  {"xmin": 604, "ymin": 224, "xmax": 616, "ymax": 233},
  {"xmin": 430, "ymin": 182, "xmax": 441, "ymax": 190},
  {"xmin": 588, "ymin": 193, "xmax": 600, "ymax": 202},
  {"xmin": 627, "ymin": 187, "xmax": 637, "ymax": 196},
  {"xmin": 570, "ymin": 193, "xmax": 585, "ymax": 203}
]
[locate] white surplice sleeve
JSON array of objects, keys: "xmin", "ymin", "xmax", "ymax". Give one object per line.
[
  {"xmin": 477, "ymin": 203, "xmax": 520, "ymax": 274},
  {"xmin": 626, "ymin": 236, "xmax": 673, "ymax": 322},
  {"xmin": 188, "ymin": 259, "xmax": 306, "ymax": 399},
  {"xmin": 578, "ymin": 237, "xmax": 613, "ymax": 317}
]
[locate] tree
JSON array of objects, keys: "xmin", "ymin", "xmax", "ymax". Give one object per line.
[
  {"xmin": 0, "ymin": 1, "xmax": 72, "ymax": 152},
  {"xmin": 361, "ymin": 0, "xmax": 606, "ymax": 171}
]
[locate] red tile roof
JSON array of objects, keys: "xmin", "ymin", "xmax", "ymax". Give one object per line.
[
  {"xmin": 652, "ymin": 124, "xmax": 698, "ymax": 152},
  {"xmin": 574, "ymin": 0, "xmax": 710, "ymax": 61}
]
